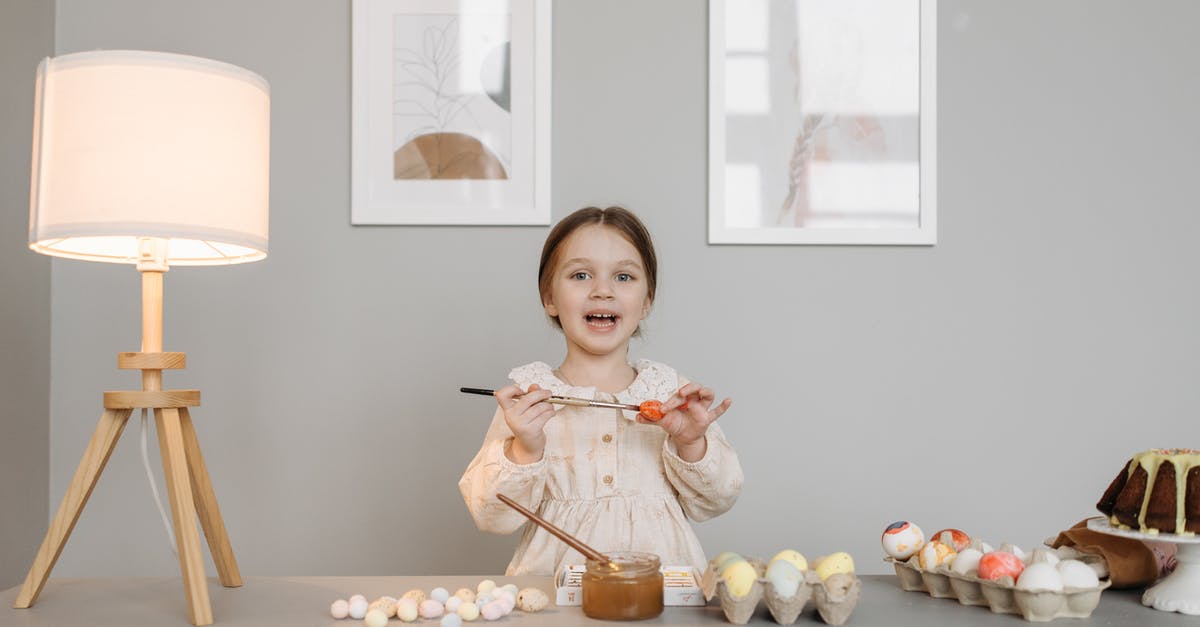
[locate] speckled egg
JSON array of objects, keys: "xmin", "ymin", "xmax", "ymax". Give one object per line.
[
  {"xmin": 769, "ymin": 549, "xmax": 808, "ymax": 572},
  {"xmin": 881, "ymin": 521, "xmax": 925, "ymax": 560},
  {"xmin": 330, "ymin": 599, "xmax": 350, "ymax": 619},
  {"xmin": 368, "ymin": 597, "xmax": 397, "ymax": 618},
  {"xmin": 721, "ymin": 559, "xmax": 758, "ymax": 597},
  {"xmin": 765, "ymin": 559, "xmax": 803, "ymax": 598},
  {"xmin": 516, "ymin": 587, "xmax": 550, "ymax": 612},
  {"xmin": 402, "ymin": 589, "xmax": 426, "ymax": 605},
  {"xmin": 454, "ymin": 588, "xmax": 476, "ymax": 603},
  {"xmin": 1016, "ymin": 562, "xmax": 1064, "ymax": 591},
  {"xmin": 815, "ymin": 552, "xmax": 856, "ymax": 581}
]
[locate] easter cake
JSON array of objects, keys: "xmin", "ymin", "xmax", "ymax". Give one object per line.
[{"xmin": 1096, "ymin": 448, "xmax": 1200, "ymax": 535}]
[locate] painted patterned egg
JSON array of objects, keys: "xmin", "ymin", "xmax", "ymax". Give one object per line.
[
  {"xmin": 882, "ymin": 521, "xmax": 925, "ymax": 560},
  {"xmin": 931, "ymin": 528, "xmax": 971, "ymax": 552}
]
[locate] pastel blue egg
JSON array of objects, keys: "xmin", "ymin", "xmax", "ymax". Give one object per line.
[
  {"xmin": 440, "ymin": 613, "xmax": 463, "ymax": 627},
  {"xmin": 765, "ymin": 559, "xmax": 803, "ymax": 598},
  {"xmin": 431, "ymin": 587, "xmax": 450, "ymax": 603}
]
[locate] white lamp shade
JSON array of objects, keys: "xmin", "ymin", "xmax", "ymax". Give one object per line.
[{"xmin": 29, "ymin": 50, "xmax": 270, "ymax": 265}]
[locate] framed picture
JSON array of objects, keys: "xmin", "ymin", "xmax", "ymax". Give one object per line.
[
  {"xmin": 352, "ymin": 0, "xmax": 551, "ymax": 225},
  {"xmin": 708, "ymin": 0, "xmax": 937, "ymax": 245}
]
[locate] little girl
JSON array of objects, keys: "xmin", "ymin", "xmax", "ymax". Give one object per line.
[{"xmin": 459, "ymin": 206, "xmax": 744, "ymax": 576}]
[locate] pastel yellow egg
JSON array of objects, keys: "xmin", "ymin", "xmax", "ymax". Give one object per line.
[
  {"xmin": 769, "ymin": 549, "xmax": 808, "ymax": 572},
  {"xmin": 712, "ymin": 551, "xmax": 742, "ymax": 572},
  {"xmin": 721, "ymin": 560, "xmax": 758, "ymax": 598},
  {"xmin": 815, "ymin": 552, "xmax": 855, "ymax": 581}
]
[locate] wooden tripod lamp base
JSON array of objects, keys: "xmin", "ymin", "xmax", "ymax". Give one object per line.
[{"xmin": 12, "ymin": 271, "xmax": 241, "ymax": 626}]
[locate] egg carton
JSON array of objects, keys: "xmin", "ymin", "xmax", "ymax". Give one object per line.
[
  {"xmin": 886, "ymin": 556, "xmax": 1111, "ymax": 622},
  {"xmin": 700, "ymin": 558, "xmax": 860, "ymax": 625}
]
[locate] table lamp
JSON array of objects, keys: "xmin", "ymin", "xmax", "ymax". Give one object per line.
[{"xmin": 13, "ymin": 50, "xmax": 270, "ymax": 626}]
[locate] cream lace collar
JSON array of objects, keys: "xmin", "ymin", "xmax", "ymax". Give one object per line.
[{"xmin": 508, "ymin": 359, "xmax": 679, "ymax": 421}]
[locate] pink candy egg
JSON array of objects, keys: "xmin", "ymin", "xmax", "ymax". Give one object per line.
[
  {"xmin": 481, "ymin": 601, "xmax": 504, "ymax": 621},
  {"xmin": 978, "ymin": 551, "xmax": 1025, "ymax": 581},
  {"xmin": 419, "ymin": 599, "xmax": 445, "ymax": 618}
]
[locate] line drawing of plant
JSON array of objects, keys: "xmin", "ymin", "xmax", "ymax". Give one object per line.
[{"xmin": 393, "ymin": 17, "xmax": 485, "ymax": 147}]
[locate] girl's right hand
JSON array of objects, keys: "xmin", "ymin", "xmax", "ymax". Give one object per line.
[{"xmin": 495, "ymin": 383, "xmax": 556, "ymax": 464}]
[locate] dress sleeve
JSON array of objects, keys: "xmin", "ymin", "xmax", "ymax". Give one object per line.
[
  {"xmin": 662, "ymin": 421, "xmax": 744, "ymax": 522},
  {"xmin": 458, "ymin": 407, "xmax": 549, "ymax": 534}
]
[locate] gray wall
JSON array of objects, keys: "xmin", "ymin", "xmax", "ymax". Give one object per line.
[
  {"xmin": 0, "ymin": 0, "xmax": 54, "ymax": 591},
  {"xmin": 16, "ymin": 0, "xmax": 1199, "ymax": 580}
]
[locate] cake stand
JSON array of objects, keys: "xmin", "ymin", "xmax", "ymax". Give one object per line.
[{"xmin": 1087, "ymin": 516, "xmax": 1200, "ymax": 615}]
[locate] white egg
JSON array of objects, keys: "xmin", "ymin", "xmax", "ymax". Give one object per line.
[
  {"xmin": 348, "ymin": 596, "xmax": 369, "ymax": 619},
  {"xmin": 330, "ymin": 599, "xmax": 350, "ymax": 619},
  {"xmin": 1015, "ymin": 562, "xmax": 1064, "ymax": 591},
  {"xmin": 950, "ymin": 548, "xmax": 983, "ymax": 576},
  {"xmin": 1057, "ymin": 559, "xmax": 1100, "ymax": 588},
  {"xmin": 765, "ymin": 559, "xmax": 803, "ymax": 598}
]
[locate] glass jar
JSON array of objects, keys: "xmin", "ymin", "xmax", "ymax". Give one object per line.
[{"xmin": 582, "ymin": 551, "xmax": 664, "ymax": 621}]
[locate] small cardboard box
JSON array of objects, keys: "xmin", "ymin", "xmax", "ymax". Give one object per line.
[{"xmin": 555, "ymin": 564, "xmax": 706, "ymax": 607}]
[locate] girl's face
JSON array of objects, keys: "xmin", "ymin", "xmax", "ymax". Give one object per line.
[{"xmin": 543, "ymin": 224, "xmax": 652, "ymax": 359}]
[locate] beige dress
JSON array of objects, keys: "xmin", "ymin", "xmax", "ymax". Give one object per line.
[{"xmin": 459, "ymin": 360, "xmax": 744, "ymax": 576}]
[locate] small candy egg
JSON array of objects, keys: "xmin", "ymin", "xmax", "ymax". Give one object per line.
[
  {"xmin": 440, "ymin": 613, "xmax": 464, "ymax": 627},
  {"xmin": 330, "ymin": 599, "xmax": 350, "ymax": 619},
  {"xmin": 431, "ymin": 587, "xmax": 450, "ymax": 603},
  {"xmin": 363, "ymin": 609, "xmax": 389, "ymax": 627},
  {"xmin": 499, "ymin": 583, "xmax": 519, "ymax": 597},
  {"xmin": 402, "ymin": 589, "xmax": 426, "ymax": 604},
  {"xmin": 496, "ymin": 595, "xmax": 515, "ymax": 614},
  {"xmin": 475, "ymin": 593, "xmax": 494, "ymax": 608},
  {"xmin": 396, "ymin": 598, "xmax": 419, "ymax": 622},
  {"xmin": 516, "ymin": 587, "xmax": 550, "ymax": 612},
  {"xmin": 931, "ymin": 528, "xmax": 971, "ymax": 552},
  {"xmin": 769, "ymin": 549, "xmax": 808, "ymax": 572},
  {"xmin": 349, "ymin": 594, "xmax": 367, "ymax": 605},
  {"xmin": 815, "ymin": 552, "xmax": 856, "ymax": 581},
  {"xmin": 493, "ymin": 588, "xmax": 516, "ymax": 602},
  {"xmin": 950, "ymin": 548, "xmax": 984, "ymax": 576},
  {"xmin": 348, "ymin": 596, "xmax": 369, "ymax": 620},
  {"xmin": 457, "ymin": 601, "xmax": 480, "ymax": 621},
  {"xmin": 454, "ymin": 588, "xmax": 476, "ymax": 603},
  {"xmin": 477, "ymin": 579, "xmax": 497, "ymax": 595},
  {"xmin": 1016, "ymin": 562, "xmax": 1064, "ymax": 591},
  {"xmin": 764, "ymin": 559, "xmax": 803, "ymax": 598},
  {"xmin": 978, "ymin": 551, "xmax": 1025, "ymax": 582},
  {"xmin": 368, "ymin": 598, "xmax": 397, "ymax": 618},
  {"xmin": 881, "ymin": 521, "xmax": 925, "ymax": 560},
  {"xmin": 917, "ymin": 541, "xmax": 956, "ymax": 571},
  {"xmin": 444, "ymin": 596, "xmax": 462, "ymax": 613},
  {"xmin": 721, "ymin": 560, "xmax": 758, "ymax": 597},
  {"xmin": 419, "ymin": 599, "xmax": 445, "ymax": 618},
  {"xmin": 480, "ymin": 601, "xmax": 504, "ymax": 621},
  {"xmin": 1057, "ymin": 560, "xmax": 1100, "ymax": 588}
]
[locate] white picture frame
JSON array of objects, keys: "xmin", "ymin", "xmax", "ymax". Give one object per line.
[
  {"xmin": 708, "ymin": 0, "xmax": 937, "ymax": 245},
  {"xmin": 352, "ymin": 0, "xmax": 551, "ymax": 225}
]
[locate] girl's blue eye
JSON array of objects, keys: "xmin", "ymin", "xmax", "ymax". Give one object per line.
[
  {"xmin": 616, "ymin": 273, "xmax": 634, "ymax": 282},
  {"xmin": 571, "ymin": 271, "xmax": 590, "ymax": 280}
]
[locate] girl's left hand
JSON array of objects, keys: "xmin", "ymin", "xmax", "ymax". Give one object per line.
[{"xmin": 638, "ymin": 382, "xmax": 731, "ymax": 446}]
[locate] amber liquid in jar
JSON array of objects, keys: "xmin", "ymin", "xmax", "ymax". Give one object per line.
[{"xmin": 582, "ymin": 552, "xmax": 664, "ymax": 621}]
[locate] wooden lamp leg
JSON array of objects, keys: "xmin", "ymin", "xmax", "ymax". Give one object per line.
[
  {"xmin": 179, "ymin": 407, "xmax": 242, "ymax": 587},
  {"xmin": 13, "ymin": 408, "xmax": 134, "ymax": 609},
  {"xmin": 156, "ymin": 407, "xmax": 213, "ymax": 626}
]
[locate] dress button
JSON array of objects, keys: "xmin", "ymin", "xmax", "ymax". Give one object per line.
[
  {"xmin": 603, "ymin": 474, "xmax": 613, "ymax": 485},
  {"xmin": 602, "ymin": 434, "xmax": 613, "ymax": 443}
]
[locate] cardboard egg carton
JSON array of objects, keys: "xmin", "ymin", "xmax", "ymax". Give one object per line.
[
  {"xmin": 700, "ymin": 557, "xmax": 860, "ymax": 625},
  {"xmin": 886, "ymin": 550, "xmax": 1110, "ymax": 622}
]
